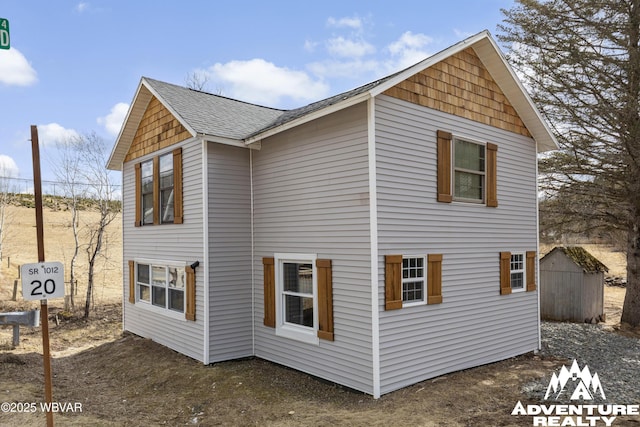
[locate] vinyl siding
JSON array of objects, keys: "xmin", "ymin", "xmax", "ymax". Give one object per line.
[
  {"xmin": 122, "ymin": 137, "xmax": 206, "ymax": 362},
  {"xmin": 375, "ymin": 95, "xmax": 539, "ymax": 395},
  {"xmin": 207, "ymin": 143, "xmax": 253, "ymax": 361},
  {"xmin": 252, "ymin": 102, "xmax": 374, "ymax": 394}
]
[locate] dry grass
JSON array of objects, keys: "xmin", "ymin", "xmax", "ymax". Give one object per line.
[{"xmin": 0, "ymin": 205, "xmax": 122, "ymax": 311}]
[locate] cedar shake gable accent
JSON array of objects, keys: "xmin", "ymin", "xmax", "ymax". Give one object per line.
[
  {"xmin": 384, "ymin": 48, "xmax": 531, "ymax": 138},
  {"xmin": 124, "ymin": 96, "xmax": 191, "ymax": 163}
]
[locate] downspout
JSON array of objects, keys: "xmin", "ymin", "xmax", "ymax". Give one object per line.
[{"xmin": 367, "ymin": 98, "xmax": 381, "ymax": 398}]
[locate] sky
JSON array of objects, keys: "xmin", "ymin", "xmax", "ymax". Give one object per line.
[{"xmin": 0, "ymin": 0, "xmax": 516, "ymax": 184}]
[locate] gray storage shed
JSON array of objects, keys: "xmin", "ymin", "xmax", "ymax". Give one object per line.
[{"xmin": 540, "ymin": 246, "xmax": 608, "ymax": 323}]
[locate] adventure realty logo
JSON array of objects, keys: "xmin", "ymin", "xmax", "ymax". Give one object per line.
[{"xmin": 511, "ymin": 360, "xmax": 639, "ymax": 426}]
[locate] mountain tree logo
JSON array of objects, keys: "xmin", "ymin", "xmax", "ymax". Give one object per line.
[{"xmin": 544, "ymin": 359, "xmax": 606, "ymax": 401}]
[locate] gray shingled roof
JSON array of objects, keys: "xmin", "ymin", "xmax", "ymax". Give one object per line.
[
  {"xmin": 247, "ymin": 74, "xmax": 397, "ymax": 138},
  {"xmin": 144, "ymin": 74, "xmax": 398, "ymax": 141},
  {"xmin": 143, "ymin": 77, "xmax": 285, "ymax": 140}
]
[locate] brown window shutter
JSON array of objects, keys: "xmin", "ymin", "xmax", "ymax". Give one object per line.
[
  {"xmin": 128, "ymin": 260, "xmax": 135, "ymax": 304},
  {"xmin": 427, "ymin": 254, "xmax": 443, "ymax": 304},
  {"xmin": 500, "ymin": 252, "xmax": 512, "ymax": 295},
  {"xmin": 385, "ymin": 255, "xmax": 403, "ymax": 310},
  {"xmin": 185, "ymin": 265, "xmax": 196, "ymax": 321},
  {"xmin": 437, "ymin": 130, "xmax": 452, "ymax": 203},
  {"xmin": 486, "ymin": 143, "xmax": 498, "ymax": 207},
  {"xmin": 316, "ymin": 259, "xmax": 334, "ymax": 341},
  {"xmin": 134, "ymin": 163, "xmax": 142, "ymax": 227},
  {"xmin": 263, "ymin": 257, "xmax": 276, "ymax": 327},
  {"xmin": 172, "ymin": 148, "xmax": 183, "ymax": 224},
  {"xmin": 526, "ymin": 251, "xmax": 537, "ymax": 292},
  {"xmin": 152, "ymin": 156, "xmax": 160, "ymax": 225}
]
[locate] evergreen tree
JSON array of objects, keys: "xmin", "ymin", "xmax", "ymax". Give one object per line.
[{"xmin": 499, "ymin": 0, "xmax": 640, "ymax": 325}]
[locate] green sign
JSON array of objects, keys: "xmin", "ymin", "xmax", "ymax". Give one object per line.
[{"xmin": 0, "ymin": 18, "xmax": 9, "ymax": 50}]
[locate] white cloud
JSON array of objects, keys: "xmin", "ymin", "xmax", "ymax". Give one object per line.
[
  {"xmin": 97, "ymin": 102, "xmax": 129, "ymax": 136},
  {"xmin": 326, "ymin": 36, "xmax": 375, "ymax": 58},
  {"xmin": 304, "ymin": 39, "xmax": 319, "ymax": 53},
  {"xmin": 0, "ymin": 48, "xmax": 38, "ymax": 86},
  {"xmin": 386, "ymin": 31, "xmax": 434, "ymax": 71},
  {"xmin": 388, "ymin": 31, "xmax": 433, "ymax": 56},
  {"xmin": 76, "ymin": 2, "xmax": 89, "ymax": 13},
  {"xmin": 37, "ymin": 123, "xmax": 81, "ymax": 146},
  {"xmin": 205, "ymin": 59, "xmax": 330, "ymax": 106},
  {"xmin": 327, "ymin": 16, "xmax": 363, "ymax": 30},
  {"xmin": 0, "ymin": 154, "xmax": 19, "ymax": 178}
]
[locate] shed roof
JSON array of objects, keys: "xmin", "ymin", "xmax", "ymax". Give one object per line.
[{"xmin": 541, "ymin": 246, "xmax": 609, "ymax": 273}]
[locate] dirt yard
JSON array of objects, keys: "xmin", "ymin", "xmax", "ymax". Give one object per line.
[{"xmin": 0, "ymin": 205, "xmax": 639, "ymax": 426}]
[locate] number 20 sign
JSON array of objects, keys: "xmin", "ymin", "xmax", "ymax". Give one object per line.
[{"xmin": 21, "ymin": 262, "xmax": 65, "ymax": 301}]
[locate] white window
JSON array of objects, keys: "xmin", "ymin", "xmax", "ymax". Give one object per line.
[
  {"xmin": 275, "ymin": 253, "xmax": 318, "ymax": 345},
  {"xmin": 510, "ymin": 253, "xmax": 525, "ymax": 292},
  {"xmin": 159, "ymin": 152, "xmax": 175, "ymax": 223},
  {"xmin": 402, "ymin": 256, "xmax": 425, "ymax": 306},
  {"xmin": 136, "ymin": 261, "xmax": 186, "ymax": 315},
  {"xmin": 454, "ymin": 138, "xmax": 485, "ymax": 202},
  {"xmin": 141, "ymin": 160, "xmax": 154, "ymax": 225}
]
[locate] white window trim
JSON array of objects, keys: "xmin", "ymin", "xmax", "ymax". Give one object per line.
[
  {"xmin": 274, "ymin": 253, "xmax": 319, "ymax": 345},
  {"xmin": 402, "ymin": 255, "xmax": 426, "ymax": 308},
  {"xmin": 510, "ymin": 252, "xmax": 526, "ymax": 293},
  {"xmin": 452, "ymin": 135, "xmax": 486, "ymax": 204},
  {"xmin": 134, "ymin": 258, "xmax": 189, "ymax": 321}
]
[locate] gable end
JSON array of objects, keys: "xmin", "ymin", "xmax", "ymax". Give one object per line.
[
  {"xmin": 124, "ymin": 96, "xmax": 192, "ymax": 162},
  {"xmin": 383, "ymin": 48, "xmax": 531, "ymax": 138}
]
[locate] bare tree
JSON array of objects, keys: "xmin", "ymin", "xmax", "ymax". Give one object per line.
[
  {"xmin": 72, "ymin": 133, "xmax": 120, "ymax": 319},
  {"xmin": 51, "ymin": 137, "xmax": 87, "ymax": 308},
  {"xmin": 499, "ymin": 0, "xmax": 640, "ymax": 325},
  {"xmin": 184, "ymin": 71, "xmax": 211, "ymax": 91}
]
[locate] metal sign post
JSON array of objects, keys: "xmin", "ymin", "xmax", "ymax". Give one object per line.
[{"xmin": 31, "ymin": 125, "xmax": 55, "ymax": 427}]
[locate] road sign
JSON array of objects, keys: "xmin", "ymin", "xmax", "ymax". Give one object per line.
[
  {"xmin": 21, "ymin": 262, "xmax": 65, "ymax": 301},
  {"xmin": 0, "ymin": 18, "xmax": 9, "ymax": 50}
]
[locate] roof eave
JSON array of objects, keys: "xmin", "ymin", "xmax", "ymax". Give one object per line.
[
  {"xmin": 470, "ymin": 35, "xmax": 559, "ymax": 153},
  {"xmin": 244, "ymin": 92, "xmax": 372, "ymax": 145},
  {"xmin": 106, "ymin": 78, "xmax": 198, "ymax": 171},
  {"xmin": 106, "ymin": 79, "xmax": 148, "ymax": 171}
]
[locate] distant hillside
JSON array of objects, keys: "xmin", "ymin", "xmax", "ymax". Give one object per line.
[{"xmin": 7, "ymin": 193, "xmax": 121, "ymax": 212}]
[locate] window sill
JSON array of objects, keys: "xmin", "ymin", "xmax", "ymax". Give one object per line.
[
  {"xmin": 276, "ymin": 324, "xmax": 319, "ymax": 345},
  {"xmin": 402, "ymin": 301, "xmax": 426, "ymax": 308}
]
